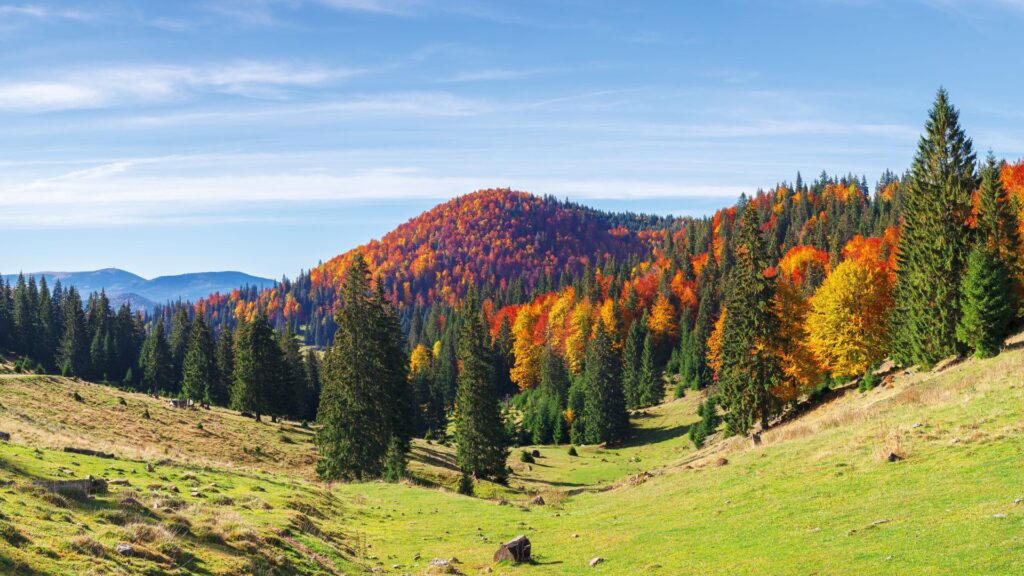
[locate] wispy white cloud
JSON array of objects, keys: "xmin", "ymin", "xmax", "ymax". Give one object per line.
[
  {"xmin": 0, "ymin": 61, "xmax": 358, "ymax": 112},
  {"xmin": 0, "ymin": 154, "xmax": 745, "ymax": 227},
  {"xmin": 440, "ymin": 68, "xmax": 548, "ymax": 83},
  {"xmin": 0, "ymin": 3, "xmax": 94, "ymax": 22}
]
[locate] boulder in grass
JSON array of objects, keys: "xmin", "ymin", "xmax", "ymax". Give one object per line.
[
  {"xmin": 529, "ymin": 495, "xmax": 545, "ymax": 506},
  {"xmin": 589, "ymin": 557, "xmax": 605, "ymax": 567},
  {"xmin": 493, "ymin": 535, "xmax": 531, "ymax": 564},
  {"xmin": 0, "ymin": 431, "xmax": 10, "ymax": 442}
]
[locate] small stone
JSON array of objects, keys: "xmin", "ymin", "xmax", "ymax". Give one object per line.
[
  {"xmin": 993, "ymin": 513, "xmax": 1008, "ymax": 518},
  {"xmin": 572, "ymin": 533, "xmax": 579, "ymax": 538},
  {"xmin": 589, "ymin": 557, "xmax": 604, "ymax": 567},
  {"xmin": 886, "ymin": 452, "xmax": 903, "ymax": 462},
  {"xmin": 715, "ymin": 458, "xmax": 729, "ymax": 467},
  {"xmin": 146, "ymin": 463, "xmax": 154, "ymax": 472},
  {"xmin": 116, "ymin": 543, "xmax": 133, "ymax": 556},
  {"xmin": 1014, "ymin": 498, "xmax": 1023, "ymax": 506}
]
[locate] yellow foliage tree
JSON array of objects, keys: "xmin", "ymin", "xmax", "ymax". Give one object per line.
[
  {"xmin": 510, "ymin": 305, "xmax": 543, "ymax": 390},
  {"xmin": 565, "ymin": 299, "xmax": 593, "ymax": 374},
  {"xmin": 806, "ymin": 259, "xmax": 893, "ymax": 378},
  {"xmin": 647, "ymin": 292, "xmax": 677, "ymax": 342},
  {"xmin": 409, "ymin": 343, "xmax": 432, "ymax": 376}
]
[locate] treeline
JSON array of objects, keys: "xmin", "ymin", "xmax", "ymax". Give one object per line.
[
  {"xmin": 137, "ymin": 305, "xmax": 322, "ymax": 422},
  {"xmin": 0, "ymin": 277, "xmax": 144, "ymax": 382}
]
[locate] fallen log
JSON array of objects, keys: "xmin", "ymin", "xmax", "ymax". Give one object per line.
[
  {"xmin": 34, "ymin": 476, "xmax": 108, "ymax": 496},
  {"xmin": 63, "ymin": 447, "xmax": 116, "ymax": 459}
]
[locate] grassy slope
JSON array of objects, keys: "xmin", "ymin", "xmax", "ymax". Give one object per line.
[{"xmin": 2, "ymin": 340, "xmax": 1024, "ymax": 574}]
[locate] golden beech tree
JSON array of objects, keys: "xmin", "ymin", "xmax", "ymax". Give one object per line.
[
  {"xmin": 806, "ymin": 259, "xmax": 893, "ymax": 378},
  {"xmin": 409, "ymin": 343, "xmax": 432, "ymax": 376},
  {"xmin": 510, "ymin": 305, "xmax": 543, "ymax": 390},
  {"xmin": 565, "ymin": 299, "xmax": 593, "ymax": 374},
  {"xmin": 647, "ymin": 292, "xmax": 677, "ymax": 343}
]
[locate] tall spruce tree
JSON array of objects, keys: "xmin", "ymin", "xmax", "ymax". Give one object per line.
[
  {"xmin": 181, "ymin": 315, "xmax": 216, "ymax": 406},
  {"xmin": 211, "ymin": 329, "xmax": 234, "ymax": 407},
  {"xmin": 316, "ymin": 255, "xmax": 410, "ymax": 481},
  {"xmin": 279, "ymin": 327, "xmax": 308, "ymax": 420},
  {"xmin": 892, "ymin": 89, "xmax": 977, "ymax": 367},
  {"xmin": 141, "ymin": 319, "xmax": 173, "ymax": 395},
  {"xmin": 57, "ymin": 288, "xmax": 89, "ymax": 377},
  {"xmin": 454, "ymin": 292, "xmax": 509, "ymax": 481},
  {"xmin": 582, "ymin": 320, "xmax": 629, "ymax": 444},
  {"xmin": 621, "ymin": 319, "xmax": 643, "ymax": 409},
  {"xmin": 957, "ymin": 246, "xmax": 1013, "ymax": 358},
  {"xmin": 637, "ymin": 332, "xmax": 661, "ymax": 407},
  {"xmin": 718, "ymin": 207, "xmax": 782, "ymax": 435},
  {"xmin": 302, "ymin": 349, "xmax": 322, "ymax": 422},
  {"xmin": 169, "ymin": 307, "xmax": 192, "ymax": 393},
  {"xmin": 231, "ymin": 313, "xmax": 281, "ymax": 422},
  {"xmin": 977, "ymin": 152, "xmax": 1022, "ymax": 311}
]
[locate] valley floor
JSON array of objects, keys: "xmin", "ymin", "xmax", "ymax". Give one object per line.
[{"xmin": 2, "ymin": 338, "xmax": 1024, "ymax": 574}]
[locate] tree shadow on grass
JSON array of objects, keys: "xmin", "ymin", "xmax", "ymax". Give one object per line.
[
  {"xmin": 411, "ymin": 445, "xmax": 460, "ymax": 473},
  {"xmin": 618, "ymin": 423, "xmax": 692, "ymax": 448}
]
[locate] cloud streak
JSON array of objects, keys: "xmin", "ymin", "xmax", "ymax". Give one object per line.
[{"xmin": 0, "ymin": 62, "xmax": 358, "ymax": 112}]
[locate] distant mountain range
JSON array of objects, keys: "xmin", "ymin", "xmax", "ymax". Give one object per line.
[{"xmin": 2, "ymin": 268, "xmax": 276, "ymax": 310}]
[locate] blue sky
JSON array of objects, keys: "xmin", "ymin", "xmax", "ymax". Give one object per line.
[{"xmin": 1, "ymin": 0, "xmax": 1023, "ymax": 279}]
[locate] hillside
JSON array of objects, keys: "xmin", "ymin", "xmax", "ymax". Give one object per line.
[
  {"xmin": 316, "ymin": 189, "xmax": 670, "ymax": 305},
  {"xmin": 3, "ymin": 336, "xmax": 1024, "ymax": 574}
]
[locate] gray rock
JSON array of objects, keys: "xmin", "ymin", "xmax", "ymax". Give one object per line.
[{"xmin": 589, "ymin": 557, "xmax": 604, "ymax": 567}]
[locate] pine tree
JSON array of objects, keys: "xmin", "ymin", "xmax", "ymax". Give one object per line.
[
  {"xmin": 141, "ymin": 319, "xmax": 173, "ymax": 395},
  {"xmin": 718, "ymin": 208, "xmax": 782, "ymax": 435},
  {"xmin": 279, "ymin": 327, "xmax": 307, "ymax": 419},
  {"xmin": 211, "ymin": 329, "xmax": 234, "ymax": 407},
  {"xmin": 57, "ymin": 288, "xmax": 89, "ymax": 377},
  {"xmin": 181, "ymin": 315, "xmax": 216, "ymax": 406},
  {"xmin": 892, "ymin": 88, "xmax": 977, "ymax": 367},
  {"xmin": 12, "ymin": 274, "xmax": 35, "ymax": 355},
  {"xmin": 169, "ymin": 307, "xmax": 192, "ymax": 393},
  {"xmin": 637, "ymin": 332, "xmax": 661, "ymax": 407},
  {"xmin": 957, "ymin": 246, "xmax": 1014, "ymax": 358},
  {"xmin": 34, "ymin": 277, "xmax": 55, "ymax": 370},
  {"xmin": 582, "ymin": 320, "xmax": 629, "ymax": 444},
  {"xmin": 231, "ymin": 313, "xmax": 281, "ymax": 422},
  {"xmin": 621, "ymin": 319, "xmax": 643, "ymax": 409},
  {"xmin": 976, "ymin": 152, "xmax": 1022, "ymax": 314},
  {"xmin": 316, "ymin": 255, "xmax": 410, "ymax": 481},
  {"xmin": 302, "ymin": 349, "xmax": 322, "ymax": 422},
  {"xmin": 454, "ymin": 292, "xmax": 509, "ymax": 481}
]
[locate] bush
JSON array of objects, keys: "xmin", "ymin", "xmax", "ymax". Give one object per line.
[
  {"xmin": 383, "ymin": 437, "xmax": 407, "ymax": 483},
  {"xmin": 673, "ymin": 382, "xmax": 686, "ymax": 399},
  {"xmin": 859, "ymin": 366, "xmax": 879, "ymax": 392},
  {"xmin": 519, "ymin": 450, "xmax": 535, "ymax": 464},
  {"xmin": 567, "ymin": 445, "xmax": 578, "ymax": 457},
  {"xmin": 689, "ymin": 423, "xmax": 708, "ymax": 448},
  {"xmin": 457, "ymin": 473, "xmax": 474, "ymax": 496}
]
